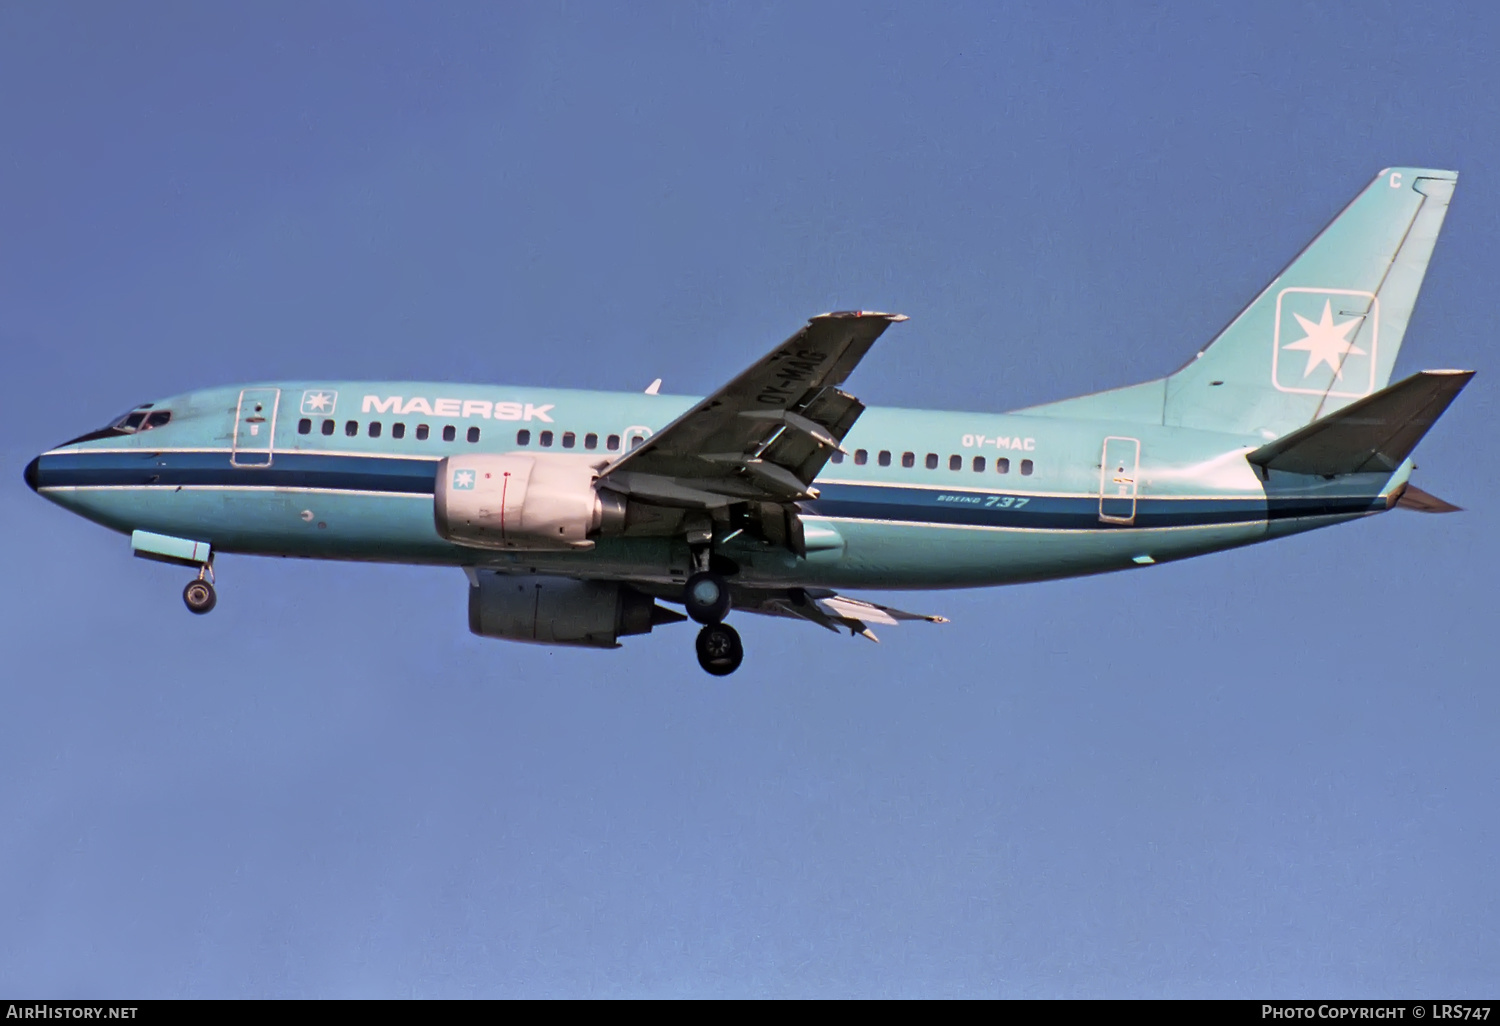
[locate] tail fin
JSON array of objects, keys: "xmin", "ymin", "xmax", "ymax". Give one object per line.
[
  {"xmin": 1017, "ymin": 168, "xmax": 1458, "ymax": 438},
  {"xmin": 1245, "ymin": 369, "xmax": 1471, "ymax": 476}
]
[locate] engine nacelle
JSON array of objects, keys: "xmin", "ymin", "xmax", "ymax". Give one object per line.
[
  {"xmin": 468, "ymin": 573, "xmax": 681, "ymax": 648},
  {"xmin": 435, "ymin": 453, "xmax": 625, "ymax": 551}
]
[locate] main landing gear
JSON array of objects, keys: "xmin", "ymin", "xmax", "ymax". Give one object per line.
[
  {"xmin": 683, "ymin": 571, "xmax": 731, "ymax": 624},
  {"xmin": 695, "ymin": 622, "xmax": 743, "ymax": 677},
  {"xmin": 684, "ymin": 563, "xmax": 743, "ymax": 676},
  {"xmin": 183, "ymin": 563, "xmax": 217, "ymax": 615}
]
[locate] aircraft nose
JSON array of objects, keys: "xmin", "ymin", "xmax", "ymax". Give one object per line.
[{"xmin": 24, "ymin": 456, "xmax": 40, "ymax": 492}]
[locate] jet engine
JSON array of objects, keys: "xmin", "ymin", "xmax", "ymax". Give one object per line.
[
  {"xmin": 468, "ymin": 572, "xmax": 684, "ymax": 648},
  {"xmin": 435, "ymin": 453, "xmax": 626, "ymax": 551}
]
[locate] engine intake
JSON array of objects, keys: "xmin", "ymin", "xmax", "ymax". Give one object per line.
[
  {"xmin": 468, "ymin": 573, "xmax": 683, "ymax": 648},
  {"xmin": 435, "ymin": 453, "xmax": 625, "ymax": 551}
]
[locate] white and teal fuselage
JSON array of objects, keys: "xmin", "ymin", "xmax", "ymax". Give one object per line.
[
  {"xmin": 23, "ymin": 168, "xmax": 1464, "ymax": 672},
  {"xmin": 30, "ymin": 380, "xmax": 1403, "ymax": 591}
]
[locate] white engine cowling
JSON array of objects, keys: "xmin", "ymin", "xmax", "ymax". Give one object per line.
[
  {"xmin": 435, "ymin": 453, "xmax": 625, "ymax": 551},
  {"xmin": 468, "ymin": 572, "xmax": 679, "ymax": 648}
]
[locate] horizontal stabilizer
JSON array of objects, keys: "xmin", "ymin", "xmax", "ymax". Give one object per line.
[
  {"xmin": 1246, "ymin": 370, "xmax": 1472, "ymax": 476},
  {"xmin": 1396, "ymin": 484, "xmax": 1462, "ymax": 513}
]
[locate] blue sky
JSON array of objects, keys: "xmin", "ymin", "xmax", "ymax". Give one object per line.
[{"xmin": 2, "ymin": 1, "xmax": 1496, "ymax": 997}]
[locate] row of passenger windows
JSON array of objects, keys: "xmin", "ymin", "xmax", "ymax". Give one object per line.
[
  {"xmin": 830, "ymin": 449, "xmax": 1034, "ymax": 475},
  {"xmin": 296, "ymin": 418, "xmax": 645, "ymax": 451},
  {"xmin": 291, "ymin": 418, "xmax": 1026, "ymax": 475}
]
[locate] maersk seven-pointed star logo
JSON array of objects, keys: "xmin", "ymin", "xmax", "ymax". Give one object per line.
[
  {"xmin": 1272, "ymin": 288, "xmax": 1379, "ymax": 397},
  {"xmin": 1283, "ymin": 300, "xmax": 1366, "ymax": 378},
  {"xmin": 452, "ymin": 469, "xmax": 476, "ymax": 490},
  {"xmin": 300, "ymin": 389, "xmax": 338, "ymax": 415}
]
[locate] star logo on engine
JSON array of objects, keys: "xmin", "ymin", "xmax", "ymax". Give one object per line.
[{"xmin": 452, "ymin": 469, "xmax": 476, "ymax": 490}]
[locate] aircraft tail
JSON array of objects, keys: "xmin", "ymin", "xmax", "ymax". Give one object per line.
[
  {"xmin": 1245, "ymin": 369, "xmax": 1472, "ymax": 477},
  {"xmin": 1017, "ymin": 168, "xmax": 1458, "ymax": 438}
]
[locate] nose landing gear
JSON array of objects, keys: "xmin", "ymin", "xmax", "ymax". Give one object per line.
[{"xmin": 183, "ymin": 563, "xmax": 217, "ymax": 615}]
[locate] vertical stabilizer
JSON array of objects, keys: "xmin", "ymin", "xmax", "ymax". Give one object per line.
[
  {"xmin": 1165, "ymin": 168, "xmax": 1457, "ymax": 437},
  {"xmin": 1015, "ymin": 169, "xmax": 1457, "ymax": 438}
]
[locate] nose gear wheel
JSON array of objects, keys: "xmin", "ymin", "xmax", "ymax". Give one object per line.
[{"xmin": 183, "ymin": 579, "xmax": 217, "ymax": 614}]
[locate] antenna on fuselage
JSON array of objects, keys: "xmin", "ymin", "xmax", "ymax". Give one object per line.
[{"xmin": 644, "ymin": 378, "xmax": 662, "ymax": 395}]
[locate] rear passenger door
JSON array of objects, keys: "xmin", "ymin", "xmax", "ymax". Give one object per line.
[{"xmin": 1098, "ymin": 436, "xmax": 1140, "ymax": 524}]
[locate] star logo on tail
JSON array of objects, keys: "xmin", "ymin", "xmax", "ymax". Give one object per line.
[
  {"xmin": 1271, "ymin": 288, "xmax": 1379, "ymax": 397},
  {"xmin": 1281, "ymin": 299, "xmax": 1366, "ymax": 379}
]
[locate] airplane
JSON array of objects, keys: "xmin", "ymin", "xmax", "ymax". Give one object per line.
[{"xmin": 23, "ymin": 167, "xmax": 1471, "ymax": 676}]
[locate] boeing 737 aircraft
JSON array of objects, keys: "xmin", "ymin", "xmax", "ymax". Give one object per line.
[{"xmin": 24, "ymin": 168, "xmax": 1471, "ymax": 675}]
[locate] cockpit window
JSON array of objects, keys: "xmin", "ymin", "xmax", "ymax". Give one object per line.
[
  {"xmin": 64, "ymin": 404, "xmax": 171, "ymax": 446},
  {"xmin": 107, "ymin": 407, "xmax": 171, "ymax": 433}
]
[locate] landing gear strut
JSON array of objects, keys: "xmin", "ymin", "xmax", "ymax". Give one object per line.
[
  {"xmin": 183, "ymin": 563, "xmax": 216, "ymax": 615},
  {"xmin": 696, "ymin": 622, "xmax": 743, "ymax": 676},
  {"xmin": 685, "ymin": 534, "xmax": 739, "ymax": 673}
]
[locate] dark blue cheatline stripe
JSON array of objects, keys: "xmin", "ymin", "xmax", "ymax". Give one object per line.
[
  {"xmin": 36, "ymin": 449, "xmax": 437, "ymax": 494},
  {"xmin": 803, "ymin": 483, "xmax": 1383, "ymax": 530},
  {"xmin": 36, "ymin": 451, "xmax": 1386, "ymax": 529}
]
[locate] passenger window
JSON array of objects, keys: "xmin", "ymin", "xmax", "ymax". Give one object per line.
[
  {"xmin": 631, "ymin": 435, "xmax": 644, "ymax": 449},
  {"xmin": 996, "ymin": 458, "xmax": 1010, "ymax": 473},
  {"xmin": 607, "ymin": 434, "xmax": 621, "ymax": 451},
  {"xmin": 830, "ymin": 451, "xmax": 844, "ymax": 464},
  {"xmin": 321, "ymin": 419, "xmax": 335, "ymax": 436},
  {"xmin": 345, "ymin": 420, "xmax": 358, "ymax": 437},
  {"xmin": 517, "ymin": 429, "xmax": 531, "ymax": 446},
  {"xmin": 562, "ymin": 431, "xmax": 575, "ymax": 448},
  {"xmin": 878, "ymin": 450, "xmax": 891, "ymax": 467},
  {"xmin": 298, "ymin": 418, "xmax": 312, "ymax": 435},
  {"xmin": 443, "ymin": 425, "xmax": 457, "ymax": 442},
  {"xmin": 948, "ymin": 455, "xmax": 961, "ymax": 471},
  {"xmin": 143, "ymin": 411, "xmax": 171, "ymax": 429},
  {"xmin": 392, "ymin": 423, "xmax": 405, "ymax": 439},
  {"xmin": 540, "ymin": 430, "xmax": 554, "ymax": 447},
  {"xmin": 585, "ymin": 433, "xmax": 598, "ymax": 450},
  {"xmin": 368, "ymin": 421, "xmax": 382, "ymax": 438},
  {"xmin": 416, "ymin": 424, "xmax": 430, "ymax": 440},
  {"xmin": 901, "ymin": 452, "xmax": 915, "ymax": 468},
  {"xmin": 925, "ymin": 453, "xmax": 938, "ymax": 470},
  {"xmin": 854, "ymin": 449, "xmax": 868, "ymax": 466},
  {"xmin": 973, "ymin": 456, "xmax": 986, "ymax": 472},
  {"xmin": 1021, "ymin": 459, "xmax": 1034, "ymax": 476},
  {"xmin": 467, "ymin": 426, "xmax": 480, "ymax": 443}
]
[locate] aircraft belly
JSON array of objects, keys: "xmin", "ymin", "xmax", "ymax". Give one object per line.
[
  {"xmin": 765, "ymin": 518, "xmax": 1273, "ymax": 589},
  {"xmin": 38, "ymin": 473, "xmax": 1379, "ymax": 589},
  {"xmin": 44, "ymin": 486, "xmax": 460, "ymax": 564}
]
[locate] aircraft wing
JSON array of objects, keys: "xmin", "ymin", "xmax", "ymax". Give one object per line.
[
  {"xmin": 739, "ymin": 587, "xmax": 948, "ymax": 642},
  {"xmin": 599, "ymin": 311, "xmax": 905, "ymax": 508}
]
